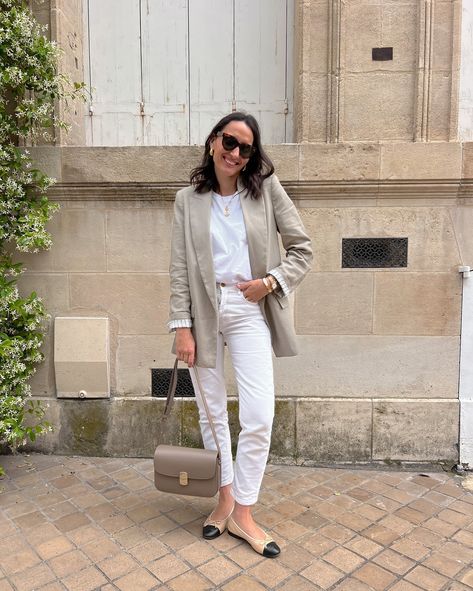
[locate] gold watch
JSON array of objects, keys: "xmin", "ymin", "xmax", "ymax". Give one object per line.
[{"xmin": 265, "ymin": 274, "xmax": 278, "ymax": 292}]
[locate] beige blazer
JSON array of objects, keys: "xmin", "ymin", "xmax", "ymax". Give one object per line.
[{"xmin": 168, "ymin": 173, "xmax": 313, "ymax": 368}]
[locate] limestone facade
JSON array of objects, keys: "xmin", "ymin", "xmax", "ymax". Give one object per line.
[{"xmin": 19, "ymin": 0, "xmax": 473, "ymax": 465}]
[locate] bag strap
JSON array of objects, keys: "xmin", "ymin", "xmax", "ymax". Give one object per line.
[{"xmin": 162, "ymin": 359, "xmax": 222, "ymax": 457}]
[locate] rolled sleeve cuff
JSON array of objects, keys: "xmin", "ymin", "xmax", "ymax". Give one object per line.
[
  {"xmin": 168, "ymin": 318, "xmax": 192, "ymax": 332},
  {"xmin": 268, "ymin": 268, "xmax": 290, "ymax": 298}
]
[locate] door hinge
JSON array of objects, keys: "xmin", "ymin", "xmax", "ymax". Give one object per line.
[
  {"xmin": 140, "ymin": 101, "xmax": 145, "ymax": 116},
  {"xmin": 284, "ymin": 99, "xmax": 289, "ymax": 115},
  {"xmin": 88, "ymin": 104, "xmax": 94, "ymax": 117},
  {"xmin": 231, "ymin": 100, "xmax": 237, "ymax": 112}
]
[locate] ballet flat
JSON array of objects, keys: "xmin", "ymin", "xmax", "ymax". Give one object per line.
[
  {"xmin": 227, "ymin": 515, "xmax": 281, "ymax": 558},
  {"xmin": 202, "ymin": 504, "xmax": 235, "ymax": 539}
]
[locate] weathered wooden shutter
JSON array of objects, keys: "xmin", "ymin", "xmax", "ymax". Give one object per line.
[
  {"xmin": 86, "ymin": 0, "xmax": 142, "ymax": 146},
  {"xmin": 85, "ymin": 0, "xmax": 293, "ymax": 145}
]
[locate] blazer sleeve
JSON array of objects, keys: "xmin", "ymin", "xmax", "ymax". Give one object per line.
[
  {"xmin": 167, "ymin": 190, "xmax": 193, "ymax": 331},
  {"xmin": 268, "ymin": 174, "xmax": 313, "ymax": 297}
]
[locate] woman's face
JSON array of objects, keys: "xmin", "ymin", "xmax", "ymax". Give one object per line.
[{"xmin": 210, "ymin": 120, "xmax": 254, "ymax": 181}]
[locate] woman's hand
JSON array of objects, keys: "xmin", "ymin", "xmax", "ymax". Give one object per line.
[
  {"xmin": 175, "ymin": 328, "xmax": 196, "ymax": 367},
  {"xmin": 237, "ymin": 279, "xmax": 269, "ymax": 303}
]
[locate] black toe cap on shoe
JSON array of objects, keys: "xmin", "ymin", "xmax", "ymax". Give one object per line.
[
  {"xmin": 203, "ymin": 525, "xmax": 221, "ymax": 539},
  {"xmin": 263, "ymin": 541, "xmax": 281, "ymax": 557}
]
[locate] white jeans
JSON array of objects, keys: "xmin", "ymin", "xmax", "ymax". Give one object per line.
[{"xmin": 189, "ymin": 284, "xmax": 275, "ymax": 505}]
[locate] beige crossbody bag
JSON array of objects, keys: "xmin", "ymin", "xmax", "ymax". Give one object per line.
[{"xmin": 154, "ymin": 359, "xmax": 221, "ymax": 497}]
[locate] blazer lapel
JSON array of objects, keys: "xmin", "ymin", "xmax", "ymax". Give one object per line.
[
  {"xmin": 239, "ymin": 178, "xmax": 268, "ymax": 279},
  {"xmin": 189, "ymin": 190, "xmax": 217, "ymax": 310}
]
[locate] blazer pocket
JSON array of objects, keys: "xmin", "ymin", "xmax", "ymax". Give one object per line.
[{"xmin": 273, "ymin": 293, "xmax": 288, "ymax": 309}]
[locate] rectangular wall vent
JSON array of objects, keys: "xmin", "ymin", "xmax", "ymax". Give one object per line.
[
  {"xmin": 372, "ymin": 47, "xmax": 393, "ymax": 60},
  {"xmin": 342, "ymin": 238, "xmax": 408, "ymax": 268},
  {"xmin": 151, "ymin": 368, "xmax": 195, "ymax": 397}
]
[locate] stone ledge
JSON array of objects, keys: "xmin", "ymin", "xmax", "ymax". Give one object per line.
[{"xmin": 24, "ymin": 396, "xmax": 459, "ymax": 464}]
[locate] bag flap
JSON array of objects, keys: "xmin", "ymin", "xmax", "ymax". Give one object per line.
[{"xmin": 154, "ymin": 444, "xmax": 219, "ymax": 480}]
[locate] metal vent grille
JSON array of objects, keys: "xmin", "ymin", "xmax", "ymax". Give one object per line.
[
  {"xmin": 342, "ymin": 238, "xmax": 408, "ymax": 268},
  {"xmin": 151, "ymin": 368, "xmax": 195, "ymax": 397}
]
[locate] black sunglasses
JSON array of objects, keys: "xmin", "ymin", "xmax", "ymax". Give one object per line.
[{"xmin": 216, "ymin": 131, "xmax": 255, "ymax": 158}]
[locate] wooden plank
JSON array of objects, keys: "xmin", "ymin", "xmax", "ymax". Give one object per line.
[
  {"xmin": 88, "ymin": 0, "xmax": 142, "ymax": 145},
  {"xmin": 141, "ymin": 0, "xmax": 189, "ymax": 145},
  {"xmin": 235, "ymin": 0, "xmax": 288, "ymax": 143},
  {"xmin": 189, "ymin": 0, "xmax": 234, "ymax": 144}
]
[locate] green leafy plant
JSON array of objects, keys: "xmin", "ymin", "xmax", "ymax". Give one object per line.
[{"xmin": 0, "ymin": 0, "xmax": 86, "ymax": 462}]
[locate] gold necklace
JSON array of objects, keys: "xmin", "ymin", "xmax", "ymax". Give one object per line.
[{"xmin": 220, "ymin": 193, "xmax": 238, "ymax": 217}]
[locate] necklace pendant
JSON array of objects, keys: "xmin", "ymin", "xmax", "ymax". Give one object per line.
[{"xmin": 224, "ymin": 207, "xmax": 230, "ymax": 216}]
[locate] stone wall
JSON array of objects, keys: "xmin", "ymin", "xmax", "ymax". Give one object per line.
[{"xmin": 15, "ymin": 143, "xmax": 472, "ymax": 465}]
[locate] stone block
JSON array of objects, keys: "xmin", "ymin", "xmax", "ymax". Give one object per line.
[
  {"xmin": 15, "ymin": 273, "xmax": 69, "ymax": 397},
  {"xmin": 429, "ymin": 71, "xmax": 453, "ymax": 141},
  {"xmin": 16, "ymin": 272, "xmax": 69, "ymax": 314},
  {"xmin": 300, "ymin": 144, "xmax": 380, "ymax": 181},
  {"xmin": 28, "ymin": 323, "xmax": 56, "ymax": 397},
  {"xmin": 432, "ymin": 2, "xmax": 455, "ymax": 71},
  {"xmin": 106, "ymin": 398, "xmax": 180, "ymax": 456},
  {"xmin": 265, "ymin": 144, "xmax": 299, "ymax": 181},
  {"xmin": 308, "ymin": 74, "xmax": 328, "ymax": 142},
  {"xmin": 381, "ymin": 3, "xmax": 418, "ymax": 71},
  {"xmin": 380, "ymin": 143, "xmax": 462, "ymax": 180},
  {"xmin": 273, "ymin": 335, "xmax": 459, "ymax": 399},
  {"xmin": 54, "ymin": 317, "xmax": 110, "ymax": 398},
  {"xmin": 117, "ymin": 335, "xmax": 176, "ymax": 396},
  {"xmin": 341, "ymin": 73, "xmax": 415, "ymax": 141},
  {"xmin": 373, "ymin": 400, "xmax": 459, "ymax": 462},
  {"xmin": 308, "ymin": 2, "xmax": 329, "ymax": 74},
  {"xmin": 58, "ymin": 399, "xmax": 110, "ymax": 456},
  {"xmin": 106, "ymin": 205, "xmax": 173, "ymax": 272},
  {"xmin": 11, "ymin": 209, "xmax": 106, "ymax": 272},
  {"xmin": 463, "ymin": 143, "xmax": 473, "ymax": 178},
  {"xmin": 61, "ymin": 147, "xmax": 202, "ymax": 183},
  {"xmin": 23, "ymin": 397, "xmax": 61, "ymax": 454},
  {"xmin": 296, "ymin": 400, "xmax": 372, "ymax": 462},
  {"xmin": 70, "ymin": 274, "xmax": 169, "ymax": 335},
  {"xmin": 299, "ymin": 208, "xmax": 343, "ymax": 272},
  {"xmin": 300, "ymin": 206, "xmax": 460, "ymax": 273},
  {"xmin": 28, "ymin": 147, "xmax": 62, "ymax": 181},
  {"xmin": 451, "ymin": 206, "xmax": 473, "ymax": 264},
  {"xmin": 271, "ymin": 399, "xmax": 297, "ymax": 460},
  {"xmin": 340, "ymin": 207, "xmax": 460, "ymax": 272},
  {"xmin": 295, "ymin": 272, "xmax": 373, "ymax": 334},
  {"xmin": 342, "ymin": 4, "xmax": 381, "ymax": 73},
  {"xmin": 374, "ymin": 273, "xmax": 462, "ymax": 336}
]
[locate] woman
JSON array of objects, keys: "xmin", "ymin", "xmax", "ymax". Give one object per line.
[{"xmin": 167, "ymin": 112, "xmax": 312, "ymax": 558}]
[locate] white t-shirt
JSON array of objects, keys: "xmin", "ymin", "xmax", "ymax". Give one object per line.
[{"xmin": 210, "ymin": 190, "xmax": 253, "ymax": 284}]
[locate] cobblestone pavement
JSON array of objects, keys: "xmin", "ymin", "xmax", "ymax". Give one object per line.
[{"xmin": 1, "ymin": 454, "xmax": 473, "ymax": 591}]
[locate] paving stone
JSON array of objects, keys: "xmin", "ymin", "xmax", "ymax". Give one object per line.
[
  {"xmin": 421, "ymin": 552, "xmax": 464, "ymax": 578},
  {"xmin": 47, "ymin": 549, "xmax": 90, "ymax": 578},
  {"xmin": 62, "ymin": 565, "xmax": 107, "ymax": 591},
  {"xmin": 221, "ymin": 574, "xmax": 267, "ymax": 590},
  {"xmin": 353, "ymin": 563, "xmax": 397, "ymax": 590},
  {"xmin": 114, "ymin": 567, "xmax": 159, "ymax": 591},
  {"xmin": 54, "ymin": 512, "xmax": 91, "ymax": 533},
  {"xmin": 197, "ymin": 555, "xmax": 241, "ymax": 586},
  {"xmin": 323, "ymin": 546, "xmax": 366, "ymax": 573},
  {"xmin": 405, "ymin": 564, "xmax": 449, "ymax": 590},
  {"xmin": 372, "ymin": 548, "xmax": 415, "ymax": 575},
  {"xmin": 147, "ymin": 553, "xmax": 189, "ymax": 582},
  {"xmin": 299, "ymin": 559, "xmax": 344, "ymax": 589},
  {"xmin": 167, "ymin": 570, "xmax": 214, "ymax": 591}
]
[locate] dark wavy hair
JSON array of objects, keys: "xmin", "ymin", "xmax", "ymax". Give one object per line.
[{"xmin": 190, "ymin": 112, "xmax": 274, "ymax": 200}]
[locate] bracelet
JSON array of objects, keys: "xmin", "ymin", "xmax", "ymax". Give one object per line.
[
  {"xmin": 265, "ymin": 274, "xmax": 278, "ymax": 292},
  {"xmin": 262, "ymin": 277, "xmax": 272, "ymax": 293}
]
